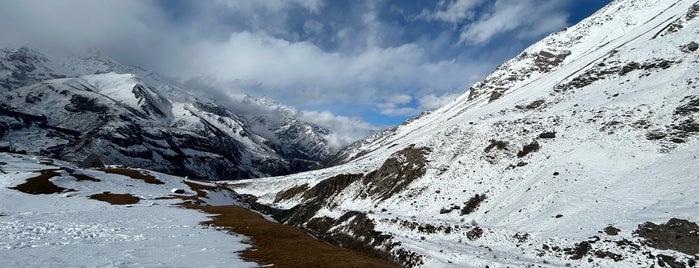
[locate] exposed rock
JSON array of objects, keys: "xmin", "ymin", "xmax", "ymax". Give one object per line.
[
  {"xmin": 274, "ymin": 183, "xmax": 310, "ymax": 203},
  {"xmin": 680, "ymin": 42, "xmax": 698, "ymax": 53},
  {"xmin": 538, "ymin": 132, "xmax": 556, "ymax": 139},
  {"xmin": 565, "ymin": 241, "xmax": 592, "ymax": 260},
  {"xmin": 674, "ymin": 96, "xmax": 699, "ymax": 116},
  {"xmin": 657, "ymin": 254, "xmax": 687, "ymax": 268},
  {"xmin": 646, "ymin": 130, "xmax": 668, "ymax": 140},
  {"xmin": 484, "ymin": 139, "xmax": 509, "ymax": 153},
  {"xmin": 515, "ymin": 99, "xmax": 546, "ymax": 110},
  {"xmin": 489, "ymin": 90, "xmax": 505, "ymax": 103},
  {"xmin": 593, "ymin": 250, "xmax": 624, "ymax": 261},
  {"xmin": 461, "ymin": 194, "xmax": 487, "ymax": 215},
  {"xmin": 634, "ymin": 218, "xmax": 699, "ymax": 255},
  {"xmin": 361, "ymin": 145, "xmax": 431, "ymax": 201},
  {"xmin": 517, "ymin": 141, "xmax": 540, "ymax": 158},
  {"xmin": 619, "ymin": 62, "xmax": 641, "ymax": 75},
  {"xmin": 604, "ymin": 225, "xmax": 621, "ymax": 235}
]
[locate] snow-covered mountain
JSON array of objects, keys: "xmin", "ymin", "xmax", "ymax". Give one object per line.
[
  {"xmin": 0, "ymin": 47, "xmax": 337, "ymax": 179},
  {"xmin": 229, "ymin": 0, "xmax": 699, "ymax": 267}
]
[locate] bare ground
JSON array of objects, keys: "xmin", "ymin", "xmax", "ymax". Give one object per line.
[
  {"xmin": 89, "ymin": 192, "xmax": 141, "ymax": 205},
  {"xmin": 185, "ymin": 204, "xmax": 400, "ymax": 268},
  {"xmin": 10, "ymin": 170, "xmax": 74, "ymax": 194}
]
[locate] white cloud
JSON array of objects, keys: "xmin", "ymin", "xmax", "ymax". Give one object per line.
[
  {"xmin": 298, "ymin": 110, "xmax": 380, "ymax": 150},
  {"xmin": 177, "ymin": 32, "xmax": 475, "ymax": 108},
  {"xmin": 418, "ymin": 0, "xmax": 571, "ymax": 45},
  {"xmin": 377, "ymin": 94, "xmax": 415, "ymax": 116},
  {"xmin": 376, "ymin": 92, "xmax": 461, "ymax": 116},
  {"xmin": 0, "ymin": 0, "xmax": 160, "ymax": 51},
  {"xmin": 217, "ymin": 0, "xmax": 324, "ymax": 13},
  {"xmin": 418, "ymin": 93, "xmax": 460, "ymax": 110},
  {"xmin": 459, "ymin": 0, "xmax": 569, "ymax": 44},
  {"xmin": 303, "ymin": 20, "xmax": 325, "ymax": 35},
  {"xmin": 420, "ymin": 0, "xmax": 485, "ymax": 23}
]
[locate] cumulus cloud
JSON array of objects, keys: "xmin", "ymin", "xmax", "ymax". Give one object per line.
[
  {"xmin": 377, "ymin": 94, "xmax": 415, "ymax": 116},
  {"xmin": 418, "ymin": 93, "xmax": 461, "ymax": 110},
  {"xmin": 176, "ymin": 32, "xmax": 474, "ymax": 108},
  {"xmin": 459, "ymin": 0, "xmax": 569, "ymax": 44},
  {"xmin": 217, "ymin": 0, "xmax": 324, "ymax": 13},
  {"xmin": 420, "ymin": 0, "xmax": 485, "ymax": 23},
  {"xmin": 376, "ymin": 92, "xmax": 461, "ymax": 116},
  {"xmin": 298, "ymin": 110, "xmax": 380, "ymax": 151},
  {"xmin": 419, "ymin": 0, "xmax": 571, "ymax": 45}
]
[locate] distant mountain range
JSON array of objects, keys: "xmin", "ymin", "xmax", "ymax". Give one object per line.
[{"xmin": 0, "ymin": 46, "xmax": 346, "ymax": 180}]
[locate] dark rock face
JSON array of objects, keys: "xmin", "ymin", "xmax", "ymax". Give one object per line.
[
  {"xmin": 604, "ymin": 225, "xmax": 621, "ymax": 235},
  {"xmin": 0, "ymin": 79, "xmax": 294, "ymax": 180},
  {"xmin": 564, "ymin": 241, "xmax": 592, "ymax": 260},
  {"xmin": 556, "ymin": 58, "xmax": 679, "ymax": 92},
  {"xmin": 681, "ymin": 41, "xmax": 698, "ymax": 53},
  {"xmin": 64, "ymin": 95, "xmax": 109, "ymax": 113},
  {"xmin": 516, "ymin": 141, "xmax": 540, "ymax": 158},
  {"xmin": 272, "ymin": 118, "xmax": 331, "ymax": 162},
  {"xmin": 361, "ymin": 145, "xmax": 432, "ymax": 200},
  {"xmin": 468, "ymin": 49, "xmax": 571, "ymax": 101},
  {"xmin": 538, "ymin": 131, "xmax": 556, "ymax": 139},
  {"xmin": 460, "ymin": 194, "xmax": 486, "ymax": 215},
  {"xmin": 634, "ymin": 218, "xmax": 699, "ymax": 256},
  {"xmin": 240, "ymin": 145, "xmax": 433, "ymax": 267}
]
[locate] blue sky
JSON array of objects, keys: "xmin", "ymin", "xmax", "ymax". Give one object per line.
[
  {"xmin": 153, "ymin": 0, "xmax": 612, "ymax": 126},
  {"xmin": 1, "ymin": 0, "xmax": 612, "ymax": 128}
]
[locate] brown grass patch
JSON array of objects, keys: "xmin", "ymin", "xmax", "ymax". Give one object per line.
[
  {"xmin": 185, "ymin": 204, "xmax": 399, "ymax": 268},
  {"xmin": 71, "ymin": 173, "xmax": 101, "ymax": 182},
  {"xmin": 99, "ymin": 168, "xmax": 164, "ymax": 184},
  {"xmin": 183, "ymin": 180, "xmax": 217, "ymax": 195},
  {"xmin": 10, "ymin": 170, "xmax": 75, "ymax": 194},
  {"xmin": 154, "ymin": 195, "xmax": 182, "ymax": 200},
  {"xmin": 89, "ymin": 192, "xmax": 141, "ymax": 205}
]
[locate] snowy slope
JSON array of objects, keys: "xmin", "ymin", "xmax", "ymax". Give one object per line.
[
  {"xmin": 229, "ymin": 0, "xmax": 699, "ymax": 267},
  {"xmin": 0, "ymin": 152, "xmax": 256, "ymax": 267},
  {"xmin": 0, "ymin": 74, "xmax": 284, "ymax": 180},
  {"xmin": 0, "ymin": 47, "xmax": 338, "ymax": 179}
]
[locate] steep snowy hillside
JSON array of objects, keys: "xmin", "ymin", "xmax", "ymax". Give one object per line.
[
  {"xmin": 0, "ymin": 47, "xmax": 338, "ymax": 178},
  {"xmin": 0, "ymin": 73, "xmax": 293, "ymax": 179},
  {"xmin": 229, "ymin": 0, "xmax": 699, "ymax": 267}
]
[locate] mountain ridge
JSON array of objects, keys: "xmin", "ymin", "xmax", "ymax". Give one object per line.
[
  {"xmin": 0, "ymin": 47, "xmax": 343, "ymax": 179},
  {"xmin": 229, "ymin": 0, "xmax": 699, "ymax": 266}
]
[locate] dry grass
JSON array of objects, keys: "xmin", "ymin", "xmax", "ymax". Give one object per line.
[
  {"xmin": 99, "ymin": 168, "xmax": 164, "ymax": 185},
  {"xmin": 183, "ymin": 180, "xmax": 217, "ymax": 196},
  {"xmin": 185, "ymin": 204, "xmax": 399, "ymax": 268},
  {"xmin": 181, "ymin": 180, "xmax": 398, "ymax": 267},
  {"xmin": 10, "ymin": 170, "xmax": 75, "ymax": 194},
  {"xmin": 89, "ymin": 192, "xmax": 141, "ymax": 205}
]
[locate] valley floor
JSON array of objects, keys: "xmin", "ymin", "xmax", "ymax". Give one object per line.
[{"xmin": 0, "ymin": 153, "xmax": 396, "ymax": 267}]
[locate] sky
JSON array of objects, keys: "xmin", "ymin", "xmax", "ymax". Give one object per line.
[{"xmin": 0, "ymin": 0, "xmax": 612, "ymax": 132}]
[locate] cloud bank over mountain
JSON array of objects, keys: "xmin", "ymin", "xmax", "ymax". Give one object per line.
[{"xmin": 0, "ymin": 0, "xmax": 610, "ymax": 128}]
